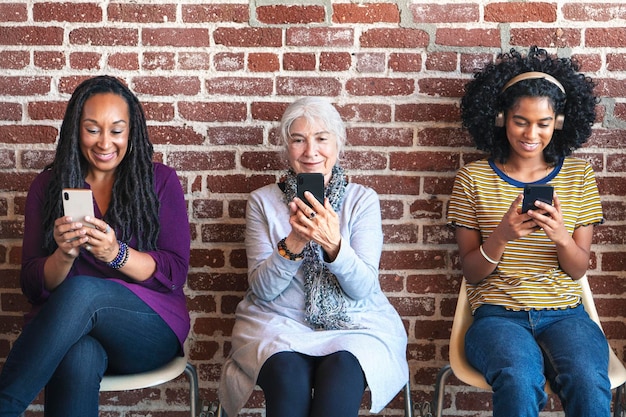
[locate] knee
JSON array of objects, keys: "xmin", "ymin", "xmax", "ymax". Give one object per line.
[
  {"xmin": 52, "ymin": 336, "xmax": 107, "ymax": 383},
  {"xmin": 258, "ymin": 352, "xmax": 311, "ymax": 389}
]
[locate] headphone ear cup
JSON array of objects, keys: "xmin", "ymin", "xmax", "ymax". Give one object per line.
[
  {"xmin": 495, "ymin": 112, "xmax": 505, "ymax": 127},
  {"xmin": 555, "ymin": 114, "xmax": 565, "ymax": 130}
]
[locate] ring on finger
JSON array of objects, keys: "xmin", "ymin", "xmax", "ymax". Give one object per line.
[
  {"xmin": 104, "ymin": 225, "xmax": 111, "ymax": 234},
  {"xmin": 85, "ymin": 244, "xmax": 92, "ymax": 251},
  {"xmin": 309, "ymin": 212, "xmax": 316, "ymax": 219}
]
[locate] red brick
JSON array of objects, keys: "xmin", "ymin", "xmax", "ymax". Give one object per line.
[
  {"xmin": 33, "ymin": 2, "xmax": 102, "ymax": 22},
  {"xmin": 70, "ymin": 27, "xmax": 138, "ymax": 46},
  {"xmin": 286, "ymin": 27, "xmax": 353, "ymax": 47},
  {"xmin": 337, "ymin": 103, "xmax": 392, "ymax": 123},
  {"xmin": 356, "ymin": 53, "xmax": 385, "ymax": 73},
  {"xmin": 283, "ymin": 53, "xmax": 316, "ymax": 71},
  {"xmin": 0, "ymin": 149, "xmax": 16, "ymax": 169},
  {"xmin": 20, "ymin": 150, "xmax": 55, "ymax": 170},
  {"xmin": 214, "ymin": 27, "xmax": 282, "ymax": 48},
  {"xmin": 28, "ymin": 101, "xmax": 66, "ymax": 121},
  {"xmin": 320, "ymin": 52, "xmax": 352, "ymax": 71},
  {"xmin": 360, "ymin": 28, "xmax": 429, "ymax": 48},
  {"xmin": 142, "ymin": 52, "xmax": 175, "ymax": 71},
  {"xmin": 0, "ymin": 3, "xmax": 27, "ymax": 22},
  {"xmin": 192, "ymin": 200, "xmax": 223, "ymax": 220},
  {"xmin": 257, "ymin": 5, "xmax": 325, "ymax": 24},
  {"xmin": 389, "ymin": 53, "xmax": 422, "ymax": 73},
  {"xmin": 207, "ymin": 127, "xmax": 263, "ymax": 146},
  {"xmin": 380, "ymin": 199, "xmax": 404, "ymax": 220},
  {"xmin": 132, "ymin": 76, "xmax": 200, "ymax": 96},
  {"xmin": 106, "ymin": 52, "xmax": 139, "ymax": 71},
  {"xmin": 107, "ymin": 3, "xmax": 176, "ymax": 23},
  {"xmin": 251, "ymin": 102, "xmax": 288, "ymax": 122},
  {"xmin": 0, "ymin": 172, "xmax": 36, "ymax": 192},
  {"xmin": 347, "ymin": 127, "xmax": 413, "ymax": 147},
  {"xmin": 179, "ymin": 101, "xmax": 247, "ymax": 122},
  {"xmin": 33, "ymin": 51, "xmax": 64, "ymax": 70},
  {"xmin": 563, "ymin": 3, "xmax": 626, "ymax": 21},
  {"xmin": 383, "ymin": 224, "xmax": 419, "ymax": 244},
  {"xmin": 332, "ymin": 3, "xmax": 399, "ymax": 24},
  {"xmin": 572, "ymin": 53, "xmax": 602, "ymax": 72},
  {"xmin": 226, "ymin": 150, "xmax": 283, "ymax": 171},
  {"xmin": 509, "ymin": 28, "xmax": 582, "ymax": 48},
  {"xmin": 178, "ymin": 52, "xmax": 211, "ymax": 71},
  {"xmin": 342, "ymin": 151, "xmax": 387, "ymax": 171},
  {"xmin": 214, "ymin": 52, "xmax": 245, "ymax": 71},
  {"xmin": 352, "ymin": 174, "xmax": 420, "ymax": 195},
  {"xmin": 182, "ymin": 4, "xmax": 249, "ymax": 23},
  {"xmin": 436, "ymin": 28, "xmax": 501, "ymax": 47},
  {"xmin": 0, "ymin": 26, "xmax": 63, "ymax": 45},
  {"xmin": 206, "ymin": 175, "xmax": 274, "ymax": 194},
  {"xmin": 248, "ymin": 53, "xmax": 279, "ymax": 72},
  {"xmin": 346, "ymin": 77, "xmax": 414, "ymax": 96},
  {"xmin": 69, "ymin": 52, "xmax": 101, "ymax": 70},
  {"xmin": 142, "ymin": 102, "xmax": 175, "ymax": 122},
  {"xmin": 390, "ymin": 151, "xmax": 459, "ymax": 172},
  {"xmin": 148, "ymin": 126, "xmax": 204, "ymax": 146},
  {"xmin": 396, "ymin": 103, "xmax": 460, "ymax": 122},
  {"xmin": 0, "ymin": 103, "xmax": 21, "ymax": 121},
  {"xmin": 425, "ymin": 52, "xmax": 457, "ymax": 72},
  {"xmin": 169, "ymin": 151, "xmax": 235, "ymax": 172},
  {"xmin": 0, "ymin": 51, "xmax": 28, "ymax": 69},
  {"xmin": 143, "ymin": 28, "xmax": 209, "ymax": 47},
  {"xmin": 276, "ymin": 76, "xmax": 342, "ymax": 96},
  {"xmin": 485, "ymin": 2, "xmax": 557, "ymax": 22},
  {"xmin": 410, "ymin": 3, "xmax": 479, "ymax": 23},
  {"xmin": 0, "ymin": 125, "xmax": 57, "ymax": 144}
]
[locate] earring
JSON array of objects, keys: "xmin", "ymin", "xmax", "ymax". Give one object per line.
[{"xmin": 555, "ymin": 114, "xmax": 565, "ymax": 130}]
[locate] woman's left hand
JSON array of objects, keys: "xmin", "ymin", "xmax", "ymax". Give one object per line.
[
  {"xmin": 290, "ymin": 192, "xmax": 342, "ymax": 261},
  {"xmin": 526, "ymin": 192, "xmax": 570, "ymax": 246},
  {"xmin": 81, "ymin": 216, "xmax": 119, "ymax": 263}
]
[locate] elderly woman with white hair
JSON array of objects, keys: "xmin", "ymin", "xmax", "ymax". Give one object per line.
[{"xmin": 218, "ymin": 97, "xmax": 408, "ymax": 417}]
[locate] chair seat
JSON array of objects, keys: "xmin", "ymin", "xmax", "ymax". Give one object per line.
[{"xmin": 100, "ymin": 355, "xmax": 189, "ymax": 391}]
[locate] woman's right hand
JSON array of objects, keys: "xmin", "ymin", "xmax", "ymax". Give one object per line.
[
  {"xmin": 495, "ymin": 194, "xmax": 543, "ymax": 242},
  {"xmin": 53, "ymin": 216, "xmax": 90, "ymax": 259}
]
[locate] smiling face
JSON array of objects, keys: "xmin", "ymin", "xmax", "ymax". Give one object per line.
[
  {"xmin": 505, "ymin": 96, "xmax": 557, "ymax": 161},
  {"xmin": 287, "ymin": 116, "xmax": 339, "ymax": 185},
  {"xmin": 79, "ymin": 92, "xmax": 130, "ymax": 178}
]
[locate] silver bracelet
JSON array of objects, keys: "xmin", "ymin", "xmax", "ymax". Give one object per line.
[{"xmin": 479, "ymin": 244, "xmax": 499, "ymax": 265}]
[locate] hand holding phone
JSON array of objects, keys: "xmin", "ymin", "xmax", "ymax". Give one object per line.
[
  {"xmin": 296, "ymin": 173, "xmax": 325, "ymax": 209},
  {"xmin": 522, "ymin": 185, "xmax": 554, "ymax": 213},
  {"xmin": 62, "ymin": 189, "xmax": 95, "ymax": 227}
]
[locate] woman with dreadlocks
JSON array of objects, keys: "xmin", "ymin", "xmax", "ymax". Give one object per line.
[
  {"xmin": 0, "ymin": 76, "xmax": 190, "ymax": 416},
  {"xmin": 218, "ymin": 97, "xmax": 408, "ymax": 417},
  {"xmin": 448, "ymin": 46, "xmax": 610, "ymax": 416}
]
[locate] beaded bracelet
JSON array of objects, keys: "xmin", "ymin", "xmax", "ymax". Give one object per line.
[
  {"xmin": 277, "ymin": 237, "xmax": 304, "ymax": 261},
  {"xmin": 107, "ymin": 240, "xmax": 130, "ymax": 269}
]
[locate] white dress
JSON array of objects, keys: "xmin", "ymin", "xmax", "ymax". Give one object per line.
[{"xmin": 218, "ymin": 182, "xmax": 409, "ymax": 417}]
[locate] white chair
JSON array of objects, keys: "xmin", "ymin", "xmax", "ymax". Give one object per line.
[
  {"xmin": 100, "ymin": 353, "xmax": 200, "ymax": 417},
  {"xmin": 433, "ymin": 276, "xmax": 626, "ymax": 417},
  {"xmin": 214, "ymin": 380, "xmax": 414, "ymax": 417}
]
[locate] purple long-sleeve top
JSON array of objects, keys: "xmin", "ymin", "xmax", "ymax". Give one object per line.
[{"xmin": 20, "ymin": 162, "xmax": 191, "ymax": 350}]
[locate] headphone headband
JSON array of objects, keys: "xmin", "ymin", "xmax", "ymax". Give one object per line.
[{"xmin": 501, "ymin": 71, "xmax": 566, "ymax": 95}]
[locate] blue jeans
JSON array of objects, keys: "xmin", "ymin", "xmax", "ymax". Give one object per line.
[
  {"xmin": 0, "ymin": 276, "xmax": 179, "ymax": 417},
  {"xmin": 465, "ymin": 304, "xmax": 611, "ymax": 417}
]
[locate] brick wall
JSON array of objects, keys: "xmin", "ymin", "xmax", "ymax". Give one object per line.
[{"xmin": 1, "ymin": 1, "xmax": 625, "ymax": 416}]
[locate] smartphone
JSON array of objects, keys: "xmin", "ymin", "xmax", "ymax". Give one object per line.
[
  {"xmin": 296, "ymin": 173, "xmax": 325, "ymax": 208},
  {"xmin": 522, "ymin": 185, "xmax": 554, "ymax": 213},
  {"xmin": 62, "ymin": 189, "xmax": 95, "ymax": 227}
]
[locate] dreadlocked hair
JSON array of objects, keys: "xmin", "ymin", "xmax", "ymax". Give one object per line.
[
  {"xmin": 42, "ymin": 75, "xmax": 160, "ymax": 253},
  {"xmin": 460, "ymin": 45, "xmax": 597, "ymax": 164}
]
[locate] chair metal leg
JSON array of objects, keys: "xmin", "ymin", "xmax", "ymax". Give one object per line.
[
  {"xmin": 404, "ymin": 380, "xmax": 414, "ymax": 417},
  {"xmin": 615, "ymin": 384, "xmax": 625, "ymax": 417},
  {"xmin": 432, "ymin": 365, "xmax": 453, "ymax": 417},
  {"xmin": 184, "ymin": 362, "xmax": 200, "ymax": 417}
]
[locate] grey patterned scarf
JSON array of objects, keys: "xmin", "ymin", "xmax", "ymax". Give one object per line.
[{"xmin": 282, "ymin": 166, "xmax": 357, "ymax": 330}]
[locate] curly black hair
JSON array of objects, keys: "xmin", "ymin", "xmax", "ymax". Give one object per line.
[
  {"xmin": 460, "ymin": 46, "xmax": 597, "ymax": 164},
  {"xmin": 41, "ymin": 75, "xmax": 160, "ymax": 252}
]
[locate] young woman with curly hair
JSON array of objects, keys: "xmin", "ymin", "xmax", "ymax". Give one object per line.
[
  {"xmin": 448, "ymin": 46, "xmax": 611, "ymax": 416},
  {"xmin": 0, "ymin": 76, "xmax": 190, "ymax": 416}
]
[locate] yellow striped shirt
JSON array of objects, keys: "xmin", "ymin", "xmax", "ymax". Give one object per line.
[{"xmin": 448, "ymin": 157, "xmax": 604, "ymax": 312}]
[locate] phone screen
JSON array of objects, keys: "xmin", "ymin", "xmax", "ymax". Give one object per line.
[
  {"xmin": 296, "ymin": 173, "xmax": 324, "ymax": 208},
  {"xmin": 522, "ymin": 185, "xmax": 554, "ymax": 213},
  {"xmin": 62, "ymin": 189, "xmax": 95, "ymax": 227}
]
